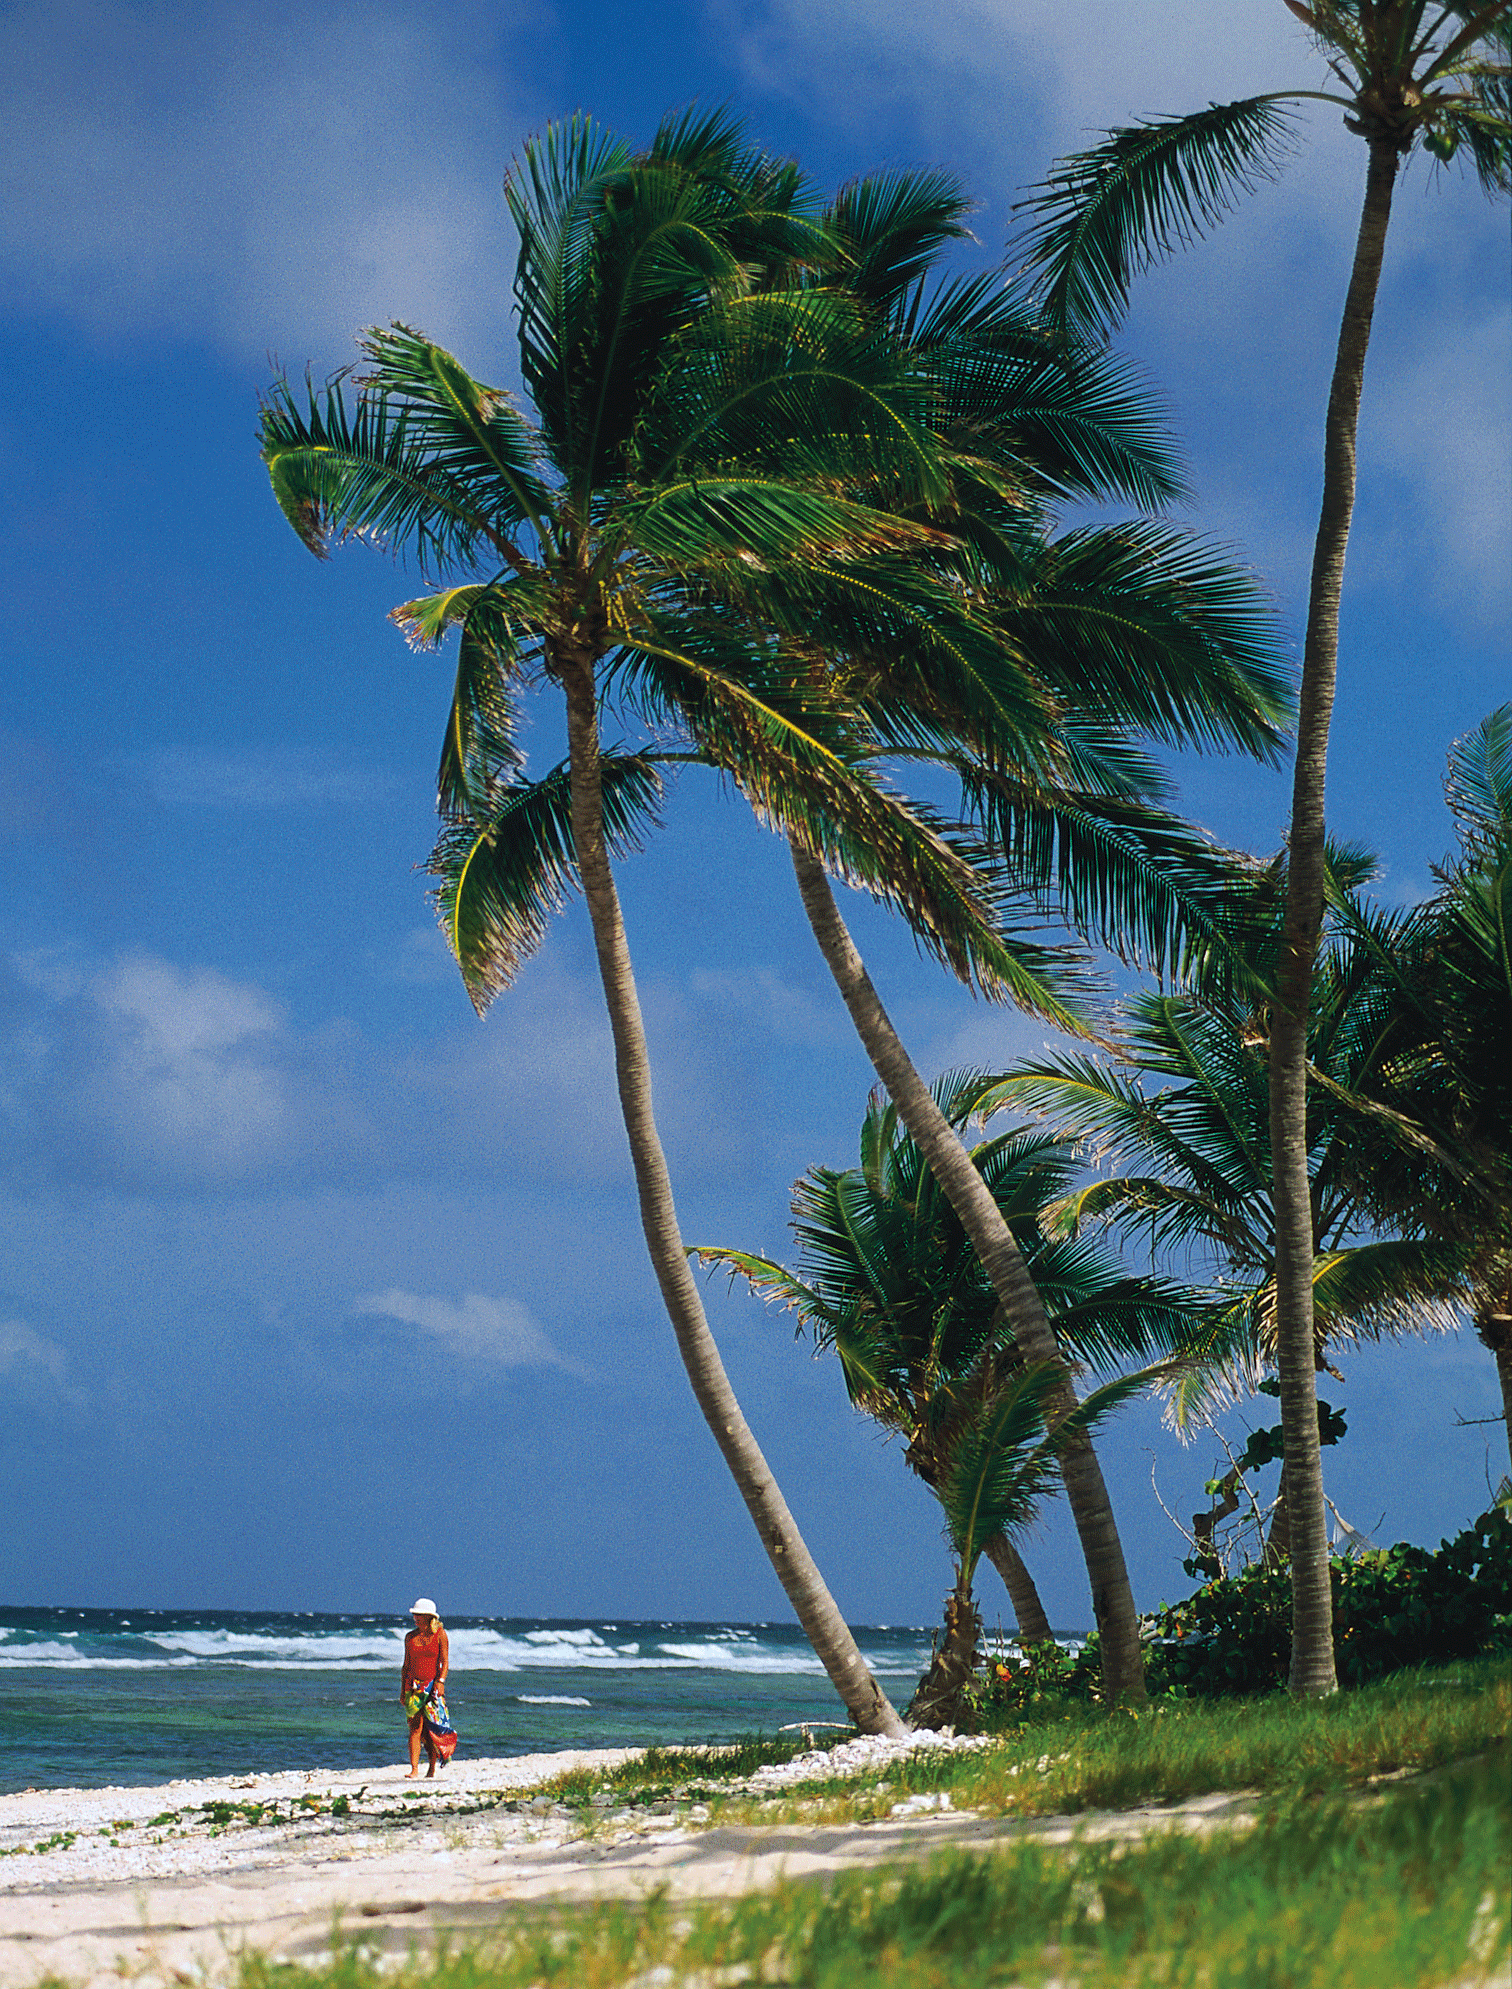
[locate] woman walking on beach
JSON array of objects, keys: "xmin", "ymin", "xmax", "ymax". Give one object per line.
[{"xmin": 401, "ymin": 1599, "xmax": 454, "ymax": 1777}]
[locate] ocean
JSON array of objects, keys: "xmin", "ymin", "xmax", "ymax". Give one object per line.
[{"xmin": 0, "ymin": 1609, "xmax": 946, "ymax": 1795}]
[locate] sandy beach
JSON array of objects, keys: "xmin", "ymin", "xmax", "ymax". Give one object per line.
[{"xmin": 0, "ymin": 1742, "xmax": 1268, "ymax": 1989}]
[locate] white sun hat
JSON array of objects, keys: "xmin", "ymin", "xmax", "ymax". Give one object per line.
[{"xmin": 410, "ymin": 1597, "xmax": 438, "ymax": 1615}]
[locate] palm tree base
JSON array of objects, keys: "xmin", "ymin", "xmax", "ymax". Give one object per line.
[{"xmin": 907, "ymin": 1583, "xmax": 985, "ymax": 1731}]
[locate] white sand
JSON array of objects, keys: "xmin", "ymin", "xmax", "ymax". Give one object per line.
[{"xmin": 0, "ymin": 1744, "xmax": 1260, "ymax": 1989}]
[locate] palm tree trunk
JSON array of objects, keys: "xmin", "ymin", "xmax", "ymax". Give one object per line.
[
  {"xmin": 563, "ymin": 659, "xmax": 907, "ymax": 1737},
  {"xmin": 791, "ymin": 837, "xmax": 1148, "ymax": 1702},
  {"xmin": 1268, "ymin": 134, "xmax": 1398, "ymax": 1699},
  {"xmin": 907, "ymin": 1573, "xmax": 984, "ymax": 1730},
  {"xmin": 983, "ymin": 1533, "xmax": 1055, "ymax": 1644},
  {"xmin": 1474, "ymin": 1298, "xmax": 1512, "ymax": 1480}
]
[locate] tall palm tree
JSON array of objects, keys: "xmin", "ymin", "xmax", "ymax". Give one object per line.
[
  {"xmin": 1333, "ymin": 708, "xmax": 1512, "ymax": 1466},
  {"xmin": 696, "ymin": 1070, "xmax": 1224, "ymax": 1655},
  {"xmin": 769, "ymin": 173, "xmax": 1292, "ymax": 1705},
  {"xmin": 433, "ymin": 164, "xmax": 1295, "ymax": 1706},
  {"xmin": 990, "ymin": 873, "xmax": 1469, "ymax": 1551},
  {"xmin": 261, "ymin": 110, "xmax": 1040, "ymax": 1736},
  {"xmin": 1014, "ymin": 0, "xmax": 1512, "ymax": 1694}
]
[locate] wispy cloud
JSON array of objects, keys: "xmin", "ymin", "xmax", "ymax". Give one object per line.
[
  {"xmin": 353, "ymin": 1288, "xmax": 571, "ymax": 1369},
  {"xmin": 0, "ymin": 1318, "xmax": 69, "ymax": 1381},
  {"xmin": 142, "ymin": 746, "xmax": 401, "ymax": 810},
  {"xmin": 0, "ymin": 1317, "xmax": 87, "ymax": 1409},
  {"xmin": 0, "ymin": 0, "xmax": 542, "ymax": 364}
]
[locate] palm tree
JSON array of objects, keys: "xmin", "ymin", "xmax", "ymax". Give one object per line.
[
  {"xmin": 696, "ymin": 1070, "xmax": 1224, "ymax": 1659},
  {"xmin": 990, "ymin": 872, "xmax": 1469, "ymax": 1556},
  {"xmin": 1013, "ymin": 0, "xmax": 1512, "ymax": 1695},
  {"xmin": 431, "ymin": 163, "xmax": 1295, "ymax": 1706},
  {"xmin": 769, "ymin": 173, "xmax": 1292, "ymax": 1705},
  {"xmin": 1334, "ymin": 708, "xmax": 1512, "ymax": 1467},
  {"xmin": 260, "ymin": 109, "xmax": 1039, "ymax": 1736},
  {"xmin": 910, "ymin": 1361, "xmax": 1147, "ymax": 1729}
]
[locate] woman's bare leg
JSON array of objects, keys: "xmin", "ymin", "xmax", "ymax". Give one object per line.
[{"xmin": 406, "ymin": 1714, "xmax": 423, "ymax": 1777}]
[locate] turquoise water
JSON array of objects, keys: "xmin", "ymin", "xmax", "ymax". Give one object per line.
[{"xmin": 0, "ymin": 1609, "xmax": 941, "ymax": 1793}]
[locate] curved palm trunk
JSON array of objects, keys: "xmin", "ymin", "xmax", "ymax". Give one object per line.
[
  {"xmin": 562, "ymin": 660, "xmax": 906, "ymax": 1738},
  {"xmin": 1268, "ymin": 136, "xmax": 1399, "ymax": 1698},
  {"xmin": 983, "ymin": 1533, "xmax": 1055, "ymax": 1644},
  {"xmin": 791, "ymin": 839, "xmax": 1147, "ymax": 1702}
]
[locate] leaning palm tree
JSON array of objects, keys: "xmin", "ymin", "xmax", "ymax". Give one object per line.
[
  {"xmin": 261, "ymin": 110, "xmax": 1043, "ymax": 1736},
  {"xmin": 696, "ymin": 1070, "xmax": 1225, "ymax": 1652},
  {"xmin": 772, "ymin": 176, "xmax": 1290, "ymax": 1705},
  {"xmin": 432, "ymin": 163, "xmax": 1294, "ymax": 1706},
  {"xmin": 1013, "ymin": 0, "xmax": 1512, "ymax": 1695}
]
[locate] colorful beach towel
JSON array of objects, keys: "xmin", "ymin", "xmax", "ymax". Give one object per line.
[{"xmin": 420, "ymin": 1687, "xmax": 458, "ymax": 1762}]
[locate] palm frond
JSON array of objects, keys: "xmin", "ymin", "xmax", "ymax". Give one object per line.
[
  {"xmin": 1013, "ymin": 99, "xmax": 1298, "ymax": 344},
  {"xmin": 1446, "ymin": 703, "xmax": 1512, "ymax": 847},
  {"xmin": 429, "ymin": 753, "xmax": 661, "ymax": 1012},
  {"xmin": 825, "ymin": 168, "xmax": 974, "ymax": 313},
  {"xmin": 259, "ymin": 361, "xmax": 536, "ymax": 576},
  {"xmin": 937, "ymin": 1363, "xmax": 1153, "ymax": 1570}
]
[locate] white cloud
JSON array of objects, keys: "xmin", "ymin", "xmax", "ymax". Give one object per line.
[
  {"xmin": 687, "ymin": 966, "xmax": 851, "ymax": 1047},
  {"xmin": 0, "ymin": 0, "xmax": 541, "ymax": 364},
  {"xmin": 1357, "ymin": 296, "xmax": 1512, "ymax": 631},
  {"xmin": 0, "ymin": 1318, "xmax": 69, "ymax": 1382},
  {"xmin": 354, "ymin": 1288, "xmax": 569, "ymax": 1368},
  {"xmin": 87, "ymin": 956, "xmax": 294, "ymax": 1174},
  {"xmin": 143, "ymin": 746, "xmax": 400, "ymax": 810}
]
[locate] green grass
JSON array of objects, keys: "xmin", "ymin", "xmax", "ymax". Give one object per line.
[
  {"xmin": 525, "ymin": 1656, "xmax": 1509, "ymax": 1835},
  {"xmin": 237, "ymin": 1748, "xmax": 1511, "ymax": 1989}
]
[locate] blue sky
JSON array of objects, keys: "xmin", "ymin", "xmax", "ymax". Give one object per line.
[{"xmin": 1, "ymin": 0, "xmax": 1507, "ymax": 1636}]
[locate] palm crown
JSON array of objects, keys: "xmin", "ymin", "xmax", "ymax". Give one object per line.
[
  {"xmin": 1014, "ymin": 2, "xmax": 1511, "ymax": 350},
  {"xmin": 989, "ymin": 863, "xmax": 1470, "ymax": 1430}
]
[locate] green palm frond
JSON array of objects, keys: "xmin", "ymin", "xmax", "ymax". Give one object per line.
[
  {"xmin": 999, "ymin": 524, "xmax": 1292, "ymax": 758},
  {"xmin": 259, "ymin": 360, "xmax": 537, "ymax": 576},
  {"xmin": 391, "ymin": 584, "xmax": 539, "ymax": 821},
  {"xmin": 1013, "ymin": 99, "xmax": 1299, "ymax": 345},
  {"xmin": 1446, "ymin": 703, "xmax": 1512, "ymax": 846},
  {"xmin": 938, "ymin": 1364, "xmax": 1154, "ymax": 1572},
  {"xmin": 824, "ymin": 168, "xmax": 974, "ymax": 312},
  {"xmin": 1309, "ymin": 1238, "xmax": 1472, "ymax": 1337},
  {"xmin": 350, "ymin": 327, "xmax": 554, "ymax": 551},
  {"xmin": 618, "ymin": 632, "xmax": 1094, "ymax": 1022},
  {"xmin": 633, "ymin": 289, "xmax": 951, "ymax": 508},
  {"xmin": 958, "ymin": 773, "xmax": 1265, "ymax": 991},
  {"xmin": 920, "ymin": 301, "xmax": 1188, "ymax": 511},
  {"xmin": 1431, "ymin": 14, "xmax": 1512, "ymax": 190},
  {"xmin": 429, "ymin": 753, "xmax": 661, "ymax": 1012}
]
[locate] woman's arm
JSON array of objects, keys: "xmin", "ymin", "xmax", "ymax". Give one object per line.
[{"xmin": 437, "ymin": 1627, "xmax": 449, "ymax": 1688}]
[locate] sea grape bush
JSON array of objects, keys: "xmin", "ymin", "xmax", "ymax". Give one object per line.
[
  {"xmin": 1150, "ymin": 1506, "xmax": 1512, "ymax": 1697},
  {"xmin": 973, "ymin": 1507, "xmax": 1512, "ymax": 1716}
]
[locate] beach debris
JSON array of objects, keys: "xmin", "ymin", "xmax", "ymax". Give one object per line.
[
  {"xmin": 747, "ymin": 1726, "xmax": 992, "ymax": 1792},
  {"xmin": 889, "ymin": 1791, "xmax": 952, "ymax": 1817}
]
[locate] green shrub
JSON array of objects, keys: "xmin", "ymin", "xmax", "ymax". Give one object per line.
[{"xmin": 1148, "ymin": 1505, "xmax": 1512, "ymax": 1697}]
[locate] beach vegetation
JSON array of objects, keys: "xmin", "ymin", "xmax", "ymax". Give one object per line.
[
  {"xmin": 232, "ymin": 1725, "xmax": 1509, "ymax": 1989},
  {"xmin": 1013, "ymin": 0, "xmax": 1512, "ymax": 1699},
  {"xmin": 514, "ymin": 1655, "xmax": 1511, "ymax": 1831},
  {"xmin": 1324, "ymin": 705, "xmax": 1512, "ymax": 1474}
]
